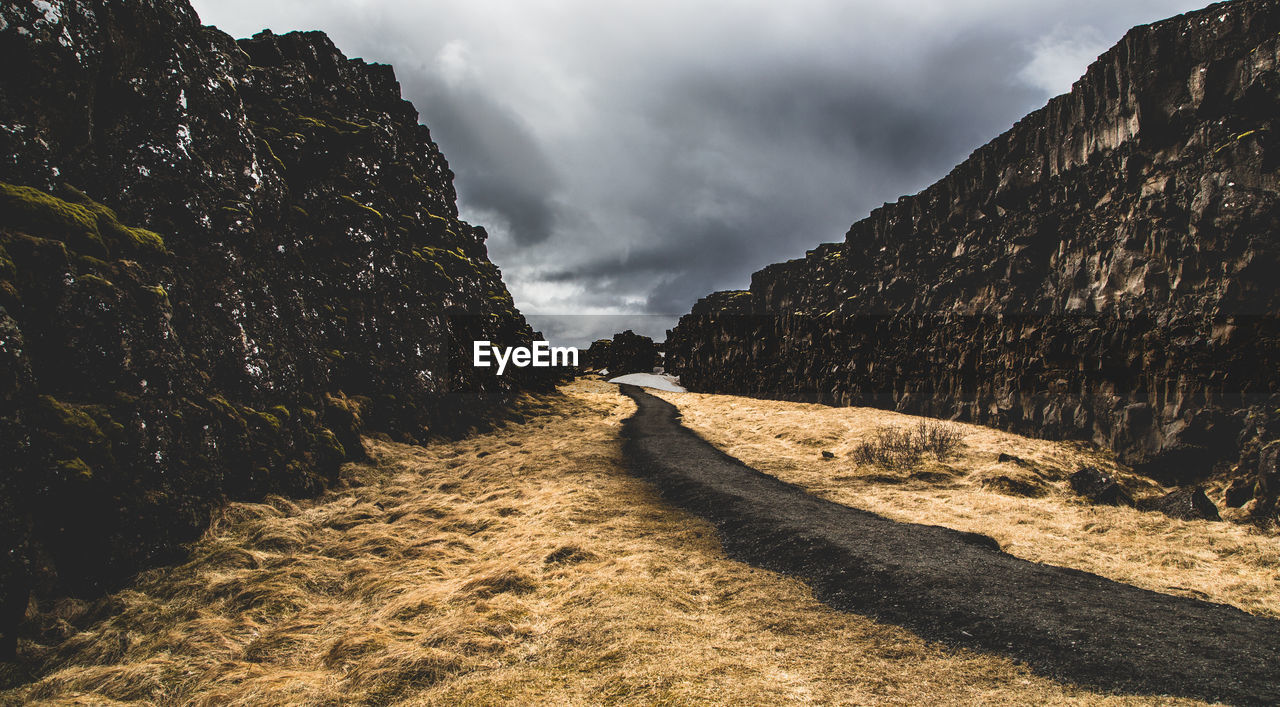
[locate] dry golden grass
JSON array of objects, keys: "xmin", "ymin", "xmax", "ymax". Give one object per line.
[
  {"xmin": 4, "ymin": 380, "xmax": 1207, "ymax": 705},
  {"xmin": 651, "ymin": 387, "xmax": 1280, "ymax": 619}
]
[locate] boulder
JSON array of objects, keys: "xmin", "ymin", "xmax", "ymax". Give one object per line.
[
  {"xmin": 580, "ymin": 339, "xmax": 613, "ymax": 371},
  {"xmin": 604, "ymin": 330, "xmax": 658, "ymax": 376},
  {"xmin": 1137, "ymin": 487, "xmax": 1221, "ymax": 522},
  {"xmin": 1069, "ymin": 467, "xmax": 1135, "ymax": 507}
]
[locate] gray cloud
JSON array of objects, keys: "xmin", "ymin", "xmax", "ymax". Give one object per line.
[
  {"xmin": 398, "ymin": 75, "xmax": 563, "ymax": 246},
  {"xmin": 192, "ymin": 0, "xmax": 1208, "ymax": 348}
]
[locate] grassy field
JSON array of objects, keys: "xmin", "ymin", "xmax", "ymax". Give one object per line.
[
  {"xmin": 4, "ymin": 380, "xmax": 1221, "ymax": 704},
  {"xmin": 651, "ymin": 387, "xmax": 1280, "ymax": 619}
]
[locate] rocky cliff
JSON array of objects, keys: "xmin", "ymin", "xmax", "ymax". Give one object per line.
[
  {"xmin": 667, "ymin": 0, "xmax": 1280, "ymax": 515},
  {"xmin": 582, "ymin": 330, "xmax": 659, "ymax": 375},
  {"xmin": 0, "ymin": 0, "xmax": 554, "ymax": 655}
]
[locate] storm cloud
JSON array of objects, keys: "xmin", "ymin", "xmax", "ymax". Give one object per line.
[{"xmin": 192, "ymin": 0, "xmax": 1208, "ymax": 347}]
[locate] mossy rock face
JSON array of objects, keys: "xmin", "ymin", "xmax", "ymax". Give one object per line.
[
  {"xmin": 0, "ymin": 243, "xmax": 17, "ymax": 309},
  {"xmin": 339, "ymin": 195, "xmax": 384, "ymax": 220},
  {"xmin": 0, "ymin": 183, "xmax": 168, "ymax": 260},
  {"xmin": 294, "ymin": 113, "xmax": 371, "ymax": 137},
  {"xmin": 316, "ymin": 427, "xmax": 345, "ymax": 460},
  {"xmin": 61, "ymin": 186, "xmax": 167, "ymax": 256},
  {"xmin": 0, "ymin": 243, "xmax": 15, "ymax": 281},
  {"xmin": 248, "ymin": 409, "xmax": 282, "ymax": 434},
  {"xmin": 0, "ymin": 183, "xmax": 107, "ymax": 258},
  {"xmin": 33, "ymin": 396, "xmax": 114, "ymax": 466},
  {"xmin": 53, "ymin": 457, "xmax": 94, "ymax": 481},
  {"xmin": 0, "ymin": 2, "xmax": 563, "ymax": 650}
]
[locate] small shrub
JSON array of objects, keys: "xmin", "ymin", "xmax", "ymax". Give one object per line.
[
  {"xmin": 919, "ymin": 419, "xmax": 965, "ymax": 459},
  {"xmin": 854, "ymin": 420, "xmax": 965, "ymax": 467}
]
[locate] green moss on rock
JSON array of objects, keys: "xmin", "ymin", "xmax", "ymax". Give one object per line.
[
  {"xmin": 34, "ymin": 396, "xmax": 116, "ymax": 475},
  {"xmin": 0, "ymin": 182, "xmax": 168, "ymax": 258},
  {"xmin": 74, "ymin": 254, "xmax": 111, "ymax": 272},
  {"xmin": 317, "ymin": 428, "xmax": 345, "ymax": 459},
  {"xmin": 38, "ymin": 396, "xmax": 107, "ymax": 444},
  {"xmin": 0, "ymin": 182, "xmax": 106, "ymax": 256},
  {"xmin": 250, "ymin": 410, "xmax": 282, "ymax": 433},
  {"xmin": 259, "ymin": 138, "xmax": 287, "ymax": 174},
  {"xmin": 340, "ymin": 195, "xmax": 384, "ymax": 220},
  {"xmin": 76, "ymin": 273, "xmax": 116, "ymax": 290},
  {"xmin": 292, "ymin": 113, "xmax": 371, "ymax": 139},
  {"xmin": 0, "ymin": 243, "xmax": 14, "ymax": 282},
  {"xmin": 55, "ymin": 457, "xmax": 94, "ymax": 481}
]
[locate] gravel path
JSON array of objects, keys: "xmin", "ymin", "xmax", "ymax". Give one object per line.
[{"xmin": 618, "ymin": 384, "xmax": 1280, "ymax": 705}]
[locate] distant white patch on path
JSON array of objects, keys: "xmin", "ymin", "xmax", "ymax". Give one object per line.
[{"xmin": 607, "ymin": 373, "xmax": 687, "ymax": 393}]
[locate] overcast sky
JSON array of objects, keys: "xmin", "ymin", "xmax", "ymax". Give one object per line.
[{"xmin": 192, "ymin": 0, "xmax": 1207, "ymax": 348}]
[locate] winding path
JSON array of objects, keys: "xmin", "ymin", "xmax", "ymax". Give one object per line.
[{"xmin": 618, "ymin": 384, "xmax": 1280, "ymax": 705}]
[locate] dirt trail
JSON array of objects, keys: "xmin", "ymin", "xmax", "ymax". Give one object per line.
[
  {"xmin": 619, "ymin": 384, "xmax": 1280, "ymax": 706},
  {"xmin": 15, "ymin": 381, "xmax": 1168, "ymax": 705}
]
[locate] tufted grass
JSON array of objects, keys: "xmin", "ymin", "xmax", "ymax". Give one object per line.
[
  {"xmin": 4, "ymin": 380, "xmax": 1204, "ymax": 704},
  {"xmin": 652, "ymin": 387, "xmax": 1280, "ymax": 620}
]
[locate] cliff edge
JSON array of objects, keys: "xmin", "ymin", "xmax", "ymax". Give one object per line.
[
  {"xmin": 0, "ymin": 0, "xmax": 554, "ymax": 655},
  {"xmin": 668, "ymin": 0, "xmax": 1280, "ymax": 516}
]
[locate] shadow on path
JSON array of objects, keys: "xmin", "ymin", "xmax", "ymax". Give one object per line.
[{"xmin": 618, "ymin": 384, "xmax": 1280, "ymax": 705}]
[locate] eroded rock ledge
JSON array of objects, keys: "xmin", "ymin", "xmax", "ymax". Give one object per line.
[{"xmin": 667, "ymin": 0, "xmax": 1280, "ymax": 515}]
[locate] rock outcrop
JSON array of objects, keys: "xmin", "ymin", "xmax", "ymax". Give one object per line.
[
  {"xmin": 605, "ymin": 330, "xmax": 659, "ymax": 375},
  {"xmin": 581, "ymin": 331, "xmax": 659, "ymax": 375},
  {"xmin": 581, "ymin": 339, "xmax": 614, "ymax": 371},
  {"xmin": 667, "ymin": 0, "xmax": 1280, "ymax": 514},
  {"xmin": 0, "ymin": 1, "xmax": 555, "ymax": 655},
  {"xmin": 1069, "ymin": 468, "xmax": 1136, "ymax": 507},
  {"xmin": 1137, "ymin": 486, "xmax": 1222, "ymax": 521}
]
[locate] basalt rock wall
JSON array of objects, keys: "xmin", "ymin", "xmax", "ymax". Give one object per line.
[
  {"xmin": 0, "ymin": 0, "xmax": 556, "ymax": 653},
  {"xmin": 667, "ymin": 0, "xmax": 1280, "ymax": 514}
]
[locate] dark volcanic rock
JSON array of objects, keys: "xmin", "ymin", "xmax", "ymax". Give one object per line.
[
  {"xmin": 1137, "ymin": 486, "xmax": 1222, "ymax": 521},
  {"xmin": 1253, "ymin": 439, "xmax": 1280, "ymax": 516},
  {"xmin": 0, "ymin": 1, "xmax": 555, "ymax": 654},
  {"xmin": 1131, "ymin": 444, "xmax": 1220, "ymax": 486},
  {"xmin": 667, "ymin": 0, "xmax": 1280, "ymax": 516},
  {"xmin": 581, "ymin": 338, "xmax": 613, "ymax": 371},
  {"xmin": 599, "ymin": 330, "xmax": 658, "ymax": 376},
  {"xmin": 1069, "ymin": 467, "xmax": 1135, "ymax": 507},
  {"xmin": 1224, "ymin": 476, "xmax": 1256, "ymax": 507}
]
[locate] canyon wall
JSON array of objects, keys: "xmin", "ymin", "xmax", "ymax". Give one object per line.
[
  {"xmin": 0, "ymin": 0, "xmax": 555, "ymax": 652},
  {"xmin": 667, "ymin": 0, "xmax": 1280, "ymax": 514}
]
